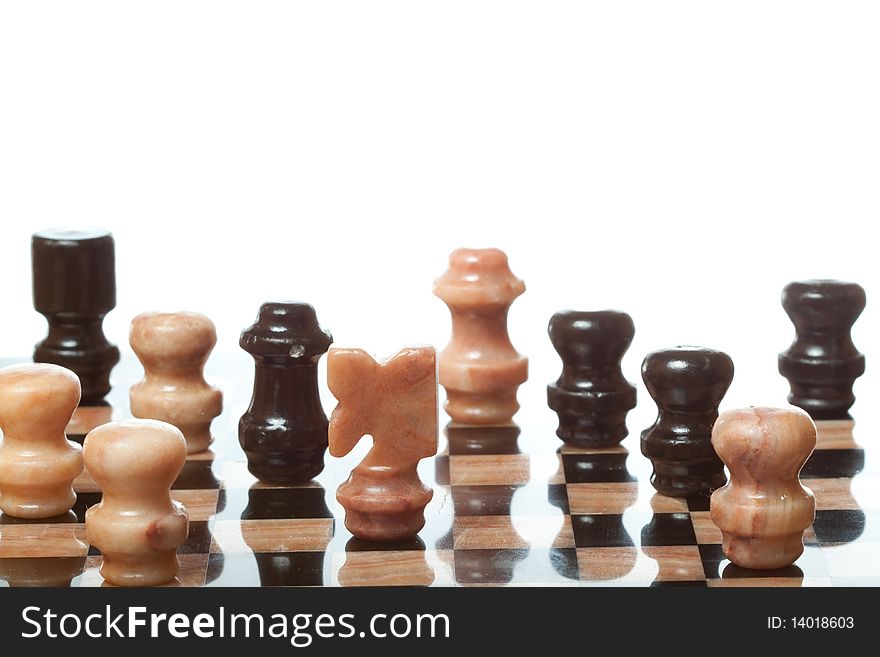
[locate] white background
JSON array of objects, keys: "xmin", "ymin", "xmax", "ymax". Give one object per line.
[{"xmin": 1, "ymin": 1, "xmax": 878, "ymax": 414}]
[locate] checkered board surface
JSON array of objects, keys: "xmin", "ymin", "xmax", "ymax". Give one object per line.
[{"xmin": 1, "ymin": 354, "xmax": 878, "ymax": 587}]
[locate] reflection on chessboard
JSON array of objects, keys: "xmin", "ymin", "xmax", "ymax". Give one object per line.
[{"xmin": 4, "ymin": 354, "xmax": 876, "ymax": 588}]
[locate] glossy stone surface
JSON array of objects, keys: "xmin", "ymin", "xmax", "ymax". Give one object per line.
[
  {"xmin": 779, "ymin": 280, "xmax": 866, "ymax": 420},
  {"xmin": 711, "ymin": 407, "xmax": 817, "ymax": 569},
  {"xmin": 547, "ymin": 310, "xmax": 637, "ymax": 447},
  {"xmin": 239, "ymin": 302, "xmax": 332, "ymax": 483},
  {"xmin": 0, "ymin": 345, "xmax": 876, "ymax": 588},
  {"xmin": 32, "ymin": 228, "xmax": 120, "ymax": 404},
  {"xmin": 0, "ymin": 363, "xmax": 83, "ymax": 518},
  {"xmin": 640, "ymin": 347, "xmax": 734, "ymax": 497},
  {"xmin": 328, "ymin": 347, "xmax": 437, "ymax": 541},
  {"xmin": 130, "ymin": 311, "xmax": 223, "ymax": 454},
  {"xmin": 433, "ymin": 248, "xmax": 528, "ymax": 425},
  {"xmin": 84, "ymin": 419, "xmax": 189, "ymax": 587}
]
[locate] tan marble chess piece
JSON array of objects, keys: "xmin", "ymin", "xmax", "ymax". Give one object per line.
[
  {"xmin": 433, "ymin": 247, "xmax": 528, "ymax": 425},
  {"xmin": 328, "ymin": 346, "xmax": 438, "ymax": 541},
  {"xmin": 129, "ymin": 311, "xmax": 222, "ymax": 454},
  {"xmin": 84, "ymin": 419, "xmax": 189, "ymax": 586},
  {"xmin": 0, "ymin": 363, "xmax": 83, "ymax": 518},
  {"xmin": 710, "ymin": 406, "xmax": 817, "ymax": 569}
]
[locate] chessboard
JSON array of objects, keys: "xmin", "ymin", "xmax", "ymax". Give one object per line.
[{"xmin": 0, "ymin": 352, "xmax": 877, "ymax": 588}]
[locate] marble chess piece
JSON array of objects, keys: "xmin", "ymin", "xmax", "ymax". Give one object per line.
[
  {"xmin": 84, "ymin": 419, "xmax": 189, "ymax": 586},
  {"xmin": 0, "ymin": 363, "xmax": 83, "ymax": 518}
]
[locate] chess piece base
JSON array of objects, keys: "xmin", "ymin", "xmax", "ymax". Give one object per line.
[
  {"xmin": 131, "ymin": 386, "xmax": 222, "ymax": 454},
  {"xmin": 647, "ymin": 459, "xmax": 727, "ymax": 497},
  {"xmin": 550, "ymin": 410, "xmax": 630, "ymax": 447},
  {"xmin": 784, "ymin": 380, "xmax": 859, "ymax": 420},
  {"xmin": 444, "ymin": 389, "xmax": 519, "ymax": 426},
  {"xmin": 720, "ymin": 533, "xmax": 806, "ymax": 570},
  {"xmin": 337, "ymin": 477, "xmax": 433, "ymax": 542},
  {"xmin": 100, "ymin": 551, "xmax": 181, "ymax": 587},
  {"xmin": 0, "ymin": 447, "xmax": 82, "ymax": 518},
  {"xmin": 242, "ymin": 441, "xmax": 326, "ymax": 484},
  {"xmin": 0, "ymin": 483, "xmax": 77, "ymax": 519},
  {"xmin": 34, "ymin": 342, "xmax": 120, "ymax": 405}
]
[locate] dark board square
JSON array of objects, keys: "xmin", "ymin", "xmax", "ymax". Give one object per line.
[
  {"xmin": 686, "ymin": 494, "xmax": 711, "ymax": 512},
  {"xmin": 802, "ymin": 449, "xmax": 865, "ymax": 479},
  {"xmin": 812, "ymin": 509, "xmax": 871, "ymax": 545},
  {"xmin": 548, "ymin": 548, "xmax": 580, "ymax": 581},
  {"xmin": 562, "ymin": 452, "xmax": 637, "ymax": 484},
  {"xmin": 571, "ymin": 514, "xmax": 633, "ymax": 548},
  {"xmin": 70, "ymin": 492, "xmax": 103, "ymax": 522},
  {"xmin": 345, "ymin": 536, "xmax": 428, "ymax": 552},
  {"xmin": 452, "ymin": 485, "xmax": 518, "ymax": 516},
  {"xmin": 173, "ymin": 460, "xmax": 222, "ymax": 490},
  {"xmin": 454, "ymin": 548, "xmax": 527, "ymax": 584},
  {"xmin": 699, "ymin": 544, "xmax": 728, "ymax": 579},
  {"xmin": 180, "ymin": 521, "xmax": 213, "ymax": 554},
  {"xmin": 432, "ymin": 455, "xmax": 450, "ymax": 486},
  {"xmin": 206, "ymin": 551, "xmax": 327, "ymax": 587},
  {"xmin": 451, "ymin": 484, "xmax": 568, "ymax": 517},
  {"xmin": 453, "ymin": 548, "xmax": 578, "ymax": 584},
  {"xmin": 640, "ymin": 513, "xmax": 698, "ymax": 547},
  {"xmin": 217, "ymin": 486, "xmax": 333, "ymax": 521},
  {"xmin": 546, "ymin": 483, "xmax": 570, "ymax": 515}
]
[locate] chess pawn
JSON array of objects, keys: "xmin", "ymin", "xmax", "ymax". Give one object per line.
[
  {"xmin": 83, "ymin": 419, "xmax": 189, "ymax": 587},
  {"xmin": 711, "ymin": 407, "xmax": 817, "ymax": 569},
  {"xmin": 328, "ymin": 347, "xmax": 438, "ymax": 541},
  {"xmin": 129, "ymin": 311, "xmax": 223, "ymax": 454},
  {"xmin": 547, "ymin": 310, "xmax": 637, "ymax": 447},
  {"xmin": 640, "ymin": 347, "xmax": 734, "ymax": 497},
  {"xmin": 239, "ymin": 302, "xmax": 333, "ymax": 483},
  {"xmin": 32, "ymin": 228, "xmax": 120, "ymax": 404},
  {"xmin": 433, "ymin": 248, "xmax": 528, "ymax": 425},
  {"xmin": 778, "ymin": 280, "xmax": 866, "ymax": 420},
  {"xmin": 0, "ymin": 363, "xmax": 83, "ymax": 518}
]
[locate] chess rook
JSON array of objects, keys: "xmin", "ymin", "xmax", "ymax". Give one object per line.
[
  {"xmin": 329, "ymin": 347, "xmax": 437, "ymax": 541},
  {"xmin": 779, "ymin": 280, "xmax": 866, "ymax": 420},
  {"xmin": 640, "ymin": 347, "xmax": 734, "ymax": 497},
  {"xmin": 0, "ymin": 364, "xmax": 83, "ymax": 518},
  {"xmin": 547, "ymin": 310, "xmax": 637, "ymax": 447},
  {"xmin": 129, "ymin": 311, "xmax": 223, "ymax": 454},
  {"xmin": 433, "ymin": 248, "xmax": 528, "ymax": 425},
  {"xmin": 239, "ymin": 302, "xmax": 333, "ymax": 483},
  {"xmin": 32, "ymin": 228, "xmax": 120, "ymax": 404},
  {"xmin": 84, "ymin": 419, "xmax": 189, "ymax": 586},
  {"xmin": 711, "ymin": 407, "xmax": 816, "ymax": 569}
]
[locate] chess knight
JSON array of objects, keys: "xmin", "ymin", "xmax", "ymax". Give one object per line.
[{"xmin": 328, "ymin": 347, "xmax": 438, "ymax": 542}]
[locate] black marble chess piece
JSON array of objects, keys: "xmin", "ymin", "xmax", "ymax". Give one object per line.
[
  {"xmin": 547, "ymin": 310, "xmax": 637, "ymax": 447},
  {"xmin": 32, "ymin": 228, "xmax": 120, "ymax": 404},
  {"xmin": 239, "ymin": 302, "xmax": 332, "ymax": 483},
  {"xmin": 640, "ymin": 347, "xmax": 734, "ymax": 497},
  {"xmin": 778, "ymin": 280, "xmax": 866, "ymax": 420}
]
